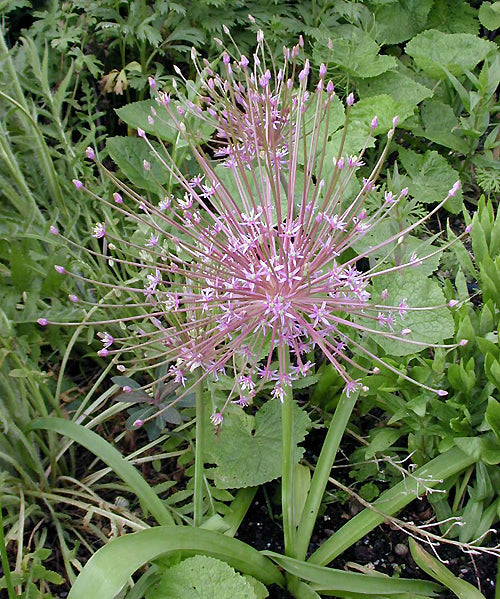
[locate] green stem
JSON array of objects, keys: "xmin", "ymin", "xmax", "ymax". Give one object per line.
[
  {"xmin": 294, "ymin": 390, "xmax": 358, "ymax": 561},
  {"xmin": 193, "ymin": 369, "xmax": 205, "ymax": 527},
  {"xmin": 281, "ymin": 345, "xmax": 295, "ymax": 557},
  {"xmin": 0, "ymin": 499, "xmax": 16, "ymax": 599}
]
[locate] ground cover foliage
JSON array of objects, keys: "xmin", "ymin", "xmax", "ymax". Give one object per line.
[{"xmin": 0, "ymin": 0, "xmax": 499, "ymax": 597}]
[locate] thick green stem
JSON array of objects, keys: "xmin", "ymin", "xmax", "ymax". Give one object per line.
[
  {"xmin": 193, "ymin": 370, "xmax": 205, "ymax": 527},
  {"xmin": 281, "ymin": 346, "xmax": 295, "ymax": 557},
  {"xmin": 294, "ymin": 390, "xmax": 358, "ymax": 561}
]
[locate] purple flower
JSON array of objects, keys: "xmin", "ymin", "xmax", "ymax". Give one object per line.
[{"xmin": 54, "ymin": 36, "xmax": 468, "ymax": 418}]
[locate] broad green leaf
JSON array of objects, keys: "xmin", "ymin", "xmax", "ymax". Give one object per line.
[
  {"xmin": 313, "ymin": 26, "xmax": 397, "ymax": 79},
  {"xmin": 106, "ymin": 137, "xmax": 170, "ymax": 193},
  {"xmin": 406, "ymin": 30, "xmax": 495, "ymax": 79},
  {"xmin": 205, "ymin": 401, "xmax": 311, "ymax": 489},
  {"xmin": 404, "ymin": 100, "xmax": 469, "ymax": 154},
  {"xmin": 374, "ymin": 0, "xmax": 433, "ymax": 44},
  {"xmin": 398, "ymin": 147, "xmax": 463, "ymax": 212},
  {"xmin": 68, "ymin": 527, "xmax": 284, "ymax": 598},
  {"xmin": 357, "ymin": 71, "xmax": 433, "ymax": 119},
  {"xmin": 455, "ymin": 436, "xmax": 500, "ymax": 465},
  {"xmin": 367, "ymin": 270, "xmax": 455, "ymax": 357},
  {"xmin": 479, "ymin": 2, "xmax": 500, "ymax": 31},
  {"xmin": 263, "ymin": 552, "xmax": 440, "ymax": 596},
  {"xmin": 426, "ymin": 0, "xmax": 480, "ymax": 34},
  {"xmin": 116, "ymin": 100, "xmax": 179, "ymax": 144},
  {"xmin": 349, "ymin": 94, "xmax": 399, "ymax": 134},
  {"xmin": 26, "ymin": 418, "xmax": 174, "ymax": 526},
  {"xmin": 147, "ymin": 555, "xmax": 258, "ymax": 598},
  {"xmin": 409, "ymin": 539, "xmax": 485, "ymax": 598}
]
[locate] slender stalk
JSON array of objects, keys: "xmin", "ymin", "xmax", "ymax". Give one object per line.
[
  {"xmin": 0, "ymin": 499, "xmax": 16, "ymax": 599},
  {"xmin": 281, "ymin": 345, "xmax": 296, "ymax": 556},
  {"xmin": 294, "ymin": 390, "xmax": 358, "ymax": 561},
  {"xmin": 193, "ymin": 369, "xmax": 205, "ymax": 527}
]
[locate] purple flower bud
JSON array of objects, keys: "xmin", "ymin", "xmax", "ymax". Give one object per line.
[
  {"xmin": 465, "ymin": 224, "xmax": 472, "ymax": 233},
  {"xmin": 257, "ymin": 30, "xmax": 264, "ymax": 43},
  {"xmin": 50, "ymin": 225, "xmax": 59, "ymax": 235},
  {"xmin": 177, "ymin": 106, "xmax": 185, "ymax": 116},
  {"xmin": 370, "ymin": 116, "xmax": 378, "ymax": 130},
  {"xmin": 328, "ymin": 38, "xmax": 333, "ymax": 50},
  {"xmin": 54, "ymin": 265, "xmax": 65, "ymax": 274},
  {"xmin": 448, "ymin": 300, "xmax": 459, "ymax": 308},
  {"xmin": 392, "ymin": 116, "xmax": 399, "ymax": 127},
  {"xmin": 143, "ymin": 160, "xmax": 151, "ymax": 171},
  {"xmin": 148, "ymin": 76, "xmax": 156, "ymax": 89},
  {"xmin": 291, "ymin": 45, "xmax": 299, "ymax": 58},
  {"xmin": 113, "ymin": 192, "xmax": 123, "ymax": 204},
  {"xmin": 381, "ymin": 289, "xmax": 388, "ymax": 299},
  {"xmin": 299, "ymin": 34, "xmax": 304, "ymax": 48},
  {"xmin": 37, "ymin": 318, "xmax": 48, "ymax": 326},
  {"xmin": 68, "ymin": 294, "xmax": 79, "ymax": 302},
  {"xmin": 86, "ymin": 146, "xmax": 95, "ymax": 160},
  {"xmin": 449, "ymin": 181, "xmax": 460, "ymax": 197},
  {"xmin": 436, "ymin": 390, "xmax": 448, "ymax": 397},
  {"xmin": 137, "ymin": 127, "xmax": 146, "ymax": 138},
  {"xmin": 326, "ymin": 80, "xmax": 334, "ymax": 94},
  {"xmin": 319, "ymin": 63, "xmax": 327, "ymax": 78},
  {"xmin": 346, "ymin": 92, "xmax": 355, "ymax": 106},
  {"xmin": 223, "ymin": 52, "xmax": 230, "ymax": 65},
  {"xmin": 460, "ymin": 339, "xmax": 468, "ymax": 346},
  {"xmin": 240, "ymin": 55, "xmax": 249, "ymax": 68},
  {"xmin": 133, "ymin": 419, "xmax": 143, "ymax": 428},
  {"xmin": 72, "ymin": 179, "xmax": 83, "ymax": 189},
  {"xmin": 148, "ymin": 115, "xmax": 154, "ymax": 125},
  {"xmin": 123, "ymin": 385, "xmax": 132, "ymax": 393},
  {"xmin": 401, "ymin": 187, "xmax": 409, "ymax": 197},
  {"xmin": 98, "ymin": 349, "xmax": 109, "ymax": 357}
]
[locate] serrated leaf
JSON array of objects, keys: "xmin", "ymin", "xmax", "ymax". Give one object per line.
[
  {"xmin": 374, "ymin": 0, "xmax": 433, "ymax": 44},
  {"xmin": 398, "ymin": 147, "xmax": 462, "ymax": 212},
  {"xmin": 313, "ymin": 26, "xmax": 397, "ymax": 79},
  {"xmin": 106, "ymin": 137, "xmax": 170, "ymax": 193},
  {"xmin": 367, "ymin": 271, "xmax": 455, "ymax": 357},
  {"xmin": 426, "ymin": 0, "xmax": 480, "ymax": 34},
  {"xmin": 405, "ymin": 100, "xmax": 469, "ymax": 153},
  {"xmin": 147, "ymin": 555, "xmax": 258, "ymax": 599},
  {"xmin": 205, "ymin": 401, "xmax": 311, "ymax": 489},
  {"xmin": 116, "ymin": 100, "xmax": 178, "ymax": 142},
  {"xmin": 479, "ymin": 2, "xmax": 500, "ymax": 31},
  {"xmin": 406, "ymin": 30, "xmax": 495, "ymax": 79},
  {"xmin": 358, "ymin": 71, "xmax": 433, "ymax": 118}
]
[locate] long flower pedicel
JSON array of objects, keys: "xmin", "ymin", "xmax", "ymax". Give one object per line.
[{"xmin": 41, "ymin": 32, "xmax": 468, "ymax": 423}]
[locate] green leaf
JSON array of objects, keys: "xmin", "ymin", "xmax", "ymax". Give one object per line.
[
  {"xmin": 205, "ymin": 401, "xmax": 311, "ymax": 489},
  {"xmin": 486, "ymin": 398, "xmax": 500, "ymax": 441},
  {"xmin": 263, "ymin": 552, "xmax": 440, "ymax": 596},
  {"xmin": 479, "ymin": 2, "xmax": 500, "ymax": 30},
  {"xmin": 409, "ymin": 539, "xmax": 485, "ymax": 598},
  {"xmin": 308, "ymin": 446, "xmax": 475, "ymax": 565},
  {"xmin": 116, "ymin": 100, "xmax": 179, "ymax": 143},
  {"xmin": 406, "ymin": 30, "xmax": 495, "ymax": 79},
  {"xmin": 374, "ymin": 0, "xmax": 433, "ymax": 44},
  {"xmin": 358, "ymin": 71, "xmax": 433, "ymax": 120},
  {"xmin": 147, "ymin": 555, "xmax": 258, "ymax": 598},
  {"xmin": 426, "ymin": 0, "xmax": 480, "ymax": 34},
  {"xmin": 368, "ymin": 270, "xmax": 455, "ymax": 357},
  {"xmin": 398, "ymin": 147, "xmax": 462, "ymax": 212},
  {"xmin": 67, "ymin": 527, "xmax": 284, "ymax": 598},
  {"xmin": 106, "ymin": 137, "xmax": 170, "ymax": 193},
  {"xmin": 404, "ymin": 100, "xmax": 469, "ymax": 154},
  {"xmin": 313, "ymin": 26, "xmax": 397, "ymax": 79},
  {"xmin": 26, "ymin": 418, "xmax": 174, "ymax": 525},
  {"xmin": 350, "ymin": 94, "xmax": 399, "ymax": 134}
]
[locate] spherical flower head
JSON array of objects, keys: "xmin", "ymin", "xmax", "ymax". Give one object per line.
[{"xmin": 59, "ymin": 35, "xmax": 461, "ymax": 419}]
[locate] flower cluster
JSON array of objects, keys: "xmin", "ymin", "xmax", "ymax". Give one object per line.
[{"xmin": 40, "ymin": 31, "xmax": 467, "ymax": 425}]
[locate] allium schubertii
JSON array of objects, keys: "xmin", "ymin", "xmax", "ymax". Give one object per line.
[{"xmin": 42, "ymin": 31, "xmax": 467, "ymax": 428}]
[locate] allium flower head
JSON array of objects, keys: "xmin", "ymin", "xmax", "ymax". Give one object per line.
[{"xmin": 43, "ymin": 31, "xmax": 469, "ymax": 421}]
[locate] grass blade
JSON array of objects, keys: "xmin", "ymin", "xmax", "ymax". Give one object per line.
[{"xmin": 26, "ymin": 417, "xmax": 174, "ymax": 526}]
